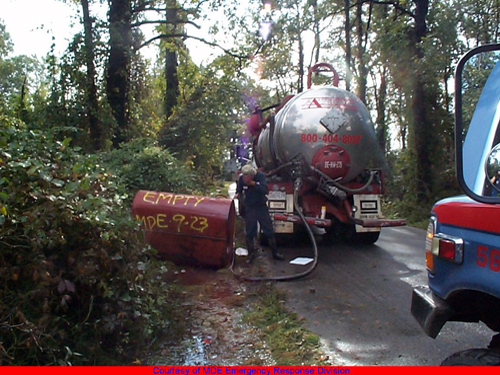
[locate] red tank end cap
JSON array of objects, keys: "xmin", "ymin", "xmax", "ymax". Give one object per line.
[
  {"xmin": 312, "ymin": 145, "xmax": 351, "ymax": 180},
  {"xmin": 247, "ymin": 113, "xmax": 261, "ymax": 136}
]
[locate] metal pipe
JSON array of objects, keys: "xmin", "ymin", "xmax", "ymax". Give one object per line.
[{"xmin": 313, "ymin": 167, "xmax": 376, "ymax": 193}]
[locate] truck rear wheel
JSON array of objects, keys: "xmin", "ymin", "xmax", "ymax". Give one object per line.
[
  {"xmin": 324, "ymin": 219, "xmax": 380, "ymax": 245},
  {"xmin": 441, "ymin": 349, "xmax": 500, "ymax": 366},
  {"xmin": 350, "ymin": 231, "xmax": 380, "ymax": 245},
  {"xmin": 323, "ymin": 218, "xmax": 354, "ymax": 244}
]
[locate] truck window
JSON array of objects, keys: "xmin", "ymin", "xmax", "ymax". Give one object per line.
[{"xmin": 462, "ymin": 54, "xmax": 500, "ymax": 197}]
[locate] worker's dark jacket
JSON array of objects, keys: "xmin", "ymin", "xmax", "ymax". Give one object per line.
[
  {"xmin": 236, "ymin": 171, "xmax": 274, "ymax": 238},
  {"xmin": 236, "ymin": 171, "xmax": 269, "ymax": 206}
]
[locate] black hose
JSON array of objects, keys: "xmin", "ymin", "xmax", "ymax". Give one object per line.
[
  {"xmin": 312, "ymin": 167, "xmax": 377, "ymax": 193},
  {"xmin": 230, "ymin": 178, "xmax": 318, "ymax": 282},
  {"xmin": 264, "ymin": 161, "xmax": 295, "ymax": 178}
]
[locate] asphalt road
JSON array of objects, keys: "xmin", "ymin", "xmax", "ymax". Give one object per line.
[{"xmin": 268, "ymin": 226, "xmax": 492, "ymax": 366}]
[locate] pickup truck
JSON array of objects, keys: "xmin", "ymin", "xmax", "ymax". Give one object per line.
[{"xmin": 411, "ymin": 44, "xmax": 500, "ymax": 366}]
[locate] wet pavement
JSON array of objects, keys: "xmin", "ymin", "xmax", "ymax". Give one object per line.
[{"xmin": 273, "ymin": 226, "xmax": 492, "ymax": 366}]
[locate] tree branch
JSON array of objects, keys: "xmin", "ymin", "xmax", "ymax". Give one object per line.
[
  {"xmin": 131, "ymin": 19, "xmax": 201, "ymax": 29},
  {"xmin": 139, "ymin": 33, "xmax": 253, "ymax": 60},
  {"xmin": 368, "ymin": 0, "xmax": 414, "ymax": 18},
  {"xmin": 140, "ymin": 33, "xmax": 186, "ymax": 49},
  {"xmin": 132, "ymin": 0, "xmax": 210, "ymax": 17},
  {"xmin": 186, "ymin": 34, "xmax": 251, "ymax": 59},
  {"xmin": 324, "ymin": 0, "xmax": 414, "ymax": 20}
]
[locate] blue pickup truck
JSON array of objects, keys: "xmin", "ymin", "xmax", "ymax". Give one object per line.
[{"xmin": 411, "ymin": 44, "xmax": 500, "ymax": 366}]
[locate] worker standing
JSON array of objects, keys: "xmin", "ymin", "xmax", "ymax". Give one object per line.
[{"xmin": 235, "ymin": 165, "xmax": 284, "ymax": 263}]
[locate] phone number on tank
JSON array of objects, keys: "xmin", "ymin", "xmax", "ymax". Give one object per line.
[{"xmin": 300, "ymin": 133, "xmax": 362, "ymax": 144}]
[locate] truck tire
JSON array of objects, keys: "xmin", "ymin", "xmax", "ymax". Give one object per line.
[
  {"xmin": 351, "ymin": 231, "xmax": 380, "ymax": 245},
  {"xmin": 324, "ymin": 220, "xmax": 380, "ymax": 245},
  {"xmin": 441, "ymin": 349, "xmax": 500, "ymax": 366},
  {"xmin": 323, "ymin": 217, "xmax": 354, "ymax": 244}
]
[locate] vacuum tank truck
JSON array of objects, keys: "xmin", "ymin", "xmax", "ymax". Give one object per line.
[{"xmin": 245, "ymin": 63, "xmax": 406, "ymax": 244}]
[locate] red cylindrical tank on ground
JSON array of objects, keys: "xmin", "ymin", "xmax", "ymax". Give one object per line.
[{"xmin": 131, "ymin": 190, "xmax": 236, "ymax": 268}]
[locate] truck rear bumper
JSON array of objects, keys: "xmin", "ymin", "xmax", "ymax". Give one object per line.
[
  {"xmin": 272, "ymin": 213, "xmax": 331, "ymax": 227},
  {"xmin": 411, "ymin": 286, "xmax": 455, "ymax": 339},
  {"xmin": 352, "ymin": 218, "xmax": 407, "ymax": 227}
]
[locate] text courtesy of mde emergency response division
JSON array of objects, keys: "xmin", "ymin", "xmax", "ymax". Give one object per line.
[{"xmin": 152, "ymin": 367, "xmax": 351, "ymax": 375}]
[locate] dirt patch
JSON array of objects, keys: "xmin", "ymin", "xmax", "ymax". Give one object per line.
[
  {"xmin": 145, "ymin": 244, "xmax": 331, "ymax": 366},
  {"xmin": 146, "ymin": 266, "xmax": 275, "ymax": 366},
  {"xmin": 145, "ymin": 211, "xmax": 330, "ymax": 366}
]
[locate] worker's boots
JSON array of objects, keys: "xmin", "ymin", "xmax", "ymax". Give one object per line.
[
  {"xmin": 246, "ymin": 235, "xmax": 256, "ymax": 264},
  {"xmin": 268, "ymin": 237, "xmax": 284, "ymax": 261}
]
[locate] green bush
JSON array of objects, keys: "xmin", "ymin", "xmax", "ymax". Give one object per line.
[
  {"xmin": 383, "ymin": 148, "xmax": 461, "ymax": 228},
  {"xmin": 100, "ymin": 138, "xmax": 200, "ymax": 198},
  {"xmin": 0, "ymin": 118, "xmax": 183, "ymax": 365}
]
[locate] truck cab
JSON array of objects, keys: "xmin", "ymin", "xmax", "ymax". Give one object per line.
[{"xmin": 411, "ymin": 44, "xmax": 500, "ymax": 365}]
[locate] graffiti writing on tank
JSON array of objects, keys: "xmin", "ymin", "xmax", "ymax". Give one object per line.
[
  {"xmin": 142, "ymin": 191, "xmax": 206, "ymax": 207},
  {"xmin": 135, "ymin": 213, "xmax": 209, "ymax": 233}
]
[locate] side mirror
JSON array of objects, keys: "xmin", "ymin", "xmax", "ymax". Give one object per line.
[
  {"xmin": 455, "ymin": 44, "xmax": 500, "ymax": 203},
  {"xmin": 486, "ymin": 144, "xmax": 500, "ymax": 196}
]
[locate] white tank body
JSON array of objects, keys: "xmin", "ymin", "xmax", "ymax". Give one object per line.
[{"xmin": 255, "ymin": 86, "xmax": 380, "ymax": 183}]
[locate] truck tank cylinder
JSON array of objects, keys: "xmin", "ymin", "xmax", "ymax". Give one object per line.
[
  {"xmin": 256, "ymin": 87, "xmax": 380, "ymax": 182},
  {"xmin": 131, "ymin": 190, "xmax": 236, "ymax": 268}
]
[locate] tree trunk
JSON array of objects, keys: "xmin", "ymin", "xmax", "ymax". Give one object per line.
[
  {"xmin": 409, "ymin": 0, "xmax": 433, "ymax": 201},
  {"xmin": 298, "ymin": 34, "xmax": 304, "ymax": 93},
  {"xmin": 164, "ymin": 0, "xmax": 180, "ymax": 121},
  {"xmin": 376, "ymin": 65, "xmax": 387, "ymax": 154},
  {"xmin": 81, "ymin": 0, "xmax": 101, "ymax": 150},
  {"xmin": 164, "ymin": 48, "xmax": 179, "ymax": 120},
  {"xmin": 355, "ymin": 2, "xmax": 371, "ymax": 104},
  {"xmin": 107, "ymin": 0, "xmax": 131, "ymax": 148},
  {"xmin": 311, "ymin": 0, "xmax": 321, "ymax": 65},
  {"xmin": 397, "ymin": 91, "xmax": 407, "ymax": 150},
  {"xmin": 17, "ymin": 76, "xmax": 28, "ymax": 122},
  {"xmin": 344, "ymin": 0, "xmax": 351, "ymax": 91}
]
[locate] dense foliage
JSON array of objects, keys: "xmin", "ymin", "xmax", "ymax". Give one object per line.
[
  {"xmin": 0, "ymin": 118, "xmax": 188, "ymax": 365},
  {"xmin": 101, "ymin": 138, "xmax": 200, "ymax": 197},
  {"xmin": 1, "ymin": 0, "xmax": 500, "ymax": 364},
  {"xmin": 158, "ymin": 56, "xmax": 259, "ymax": 180}
]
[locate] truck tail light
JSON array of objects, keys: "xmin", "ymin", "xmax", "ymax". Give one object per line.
[
  {"xmin": 425, "ymin": 217, "xmax": 464, "ymax": 270},
  {"xmin": 438, "ymin": 238, "xmax": 458, "ymax": 261},
  {"xmin": 432, "ymin": 234, "xmax": 464, "ymax": 264}
]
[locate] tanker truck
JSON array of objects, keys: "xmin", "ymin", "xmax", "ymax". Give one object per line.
[{"xmin": 244, "ymin": 63, "xmax": 406, "ymax": 244}]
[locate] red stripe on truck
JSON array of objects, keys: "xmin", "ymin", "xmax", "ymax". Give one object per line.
[{"xmin": 433, "ymin": 200, "xmax": 500, "ymax": 234}]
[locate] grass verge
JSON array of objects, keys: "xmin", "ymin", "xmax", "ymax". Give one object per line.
[{"xmin": 243, "ymin": 284, "xmax": 331, "ymax": 366}]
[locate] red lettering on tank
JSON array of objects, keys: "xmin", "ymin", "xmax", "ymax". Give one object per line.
[
  {"xmin": 307, "ymin": 98, "xmax": 322, "ymax": 108},
  {"xmin": 301, "ymin": 97, "xmax": 359, "ymax": 111}
]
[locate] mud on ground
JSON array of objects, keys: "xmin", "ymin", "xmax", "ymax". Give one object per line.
[
  {"xmin": 146, "ymin": 247, "xmax": 330, "ymax": 366},
  {"xmin": 146, "ymin": 209, "xmax": 330, "ymax": 366},
  {"xmin": 146, "ymin": 262, "xmax": 275, "ymax": 366}
]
